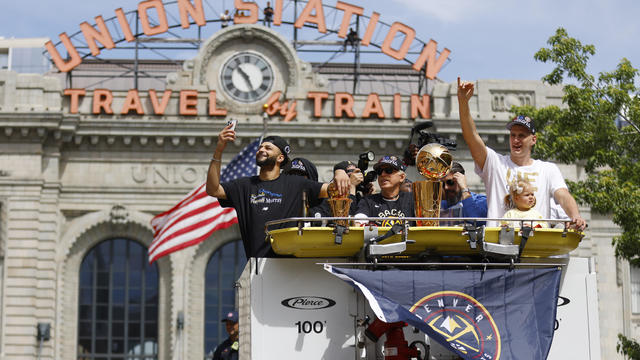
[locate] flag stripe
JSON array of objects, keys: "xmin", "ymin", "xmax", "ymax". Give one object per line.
[
  {"xmin": 148, "ymin": 138, "xmax": 260, "ymax": 263},
  {"xmin": 149, "ymin": 205, "xmax": 235, "ymax": 253},
  {"xmin": 151, "ymin": 184, "xmax": 207, "ymax": 231},
  {"xmin": 152, "ymin": 195, "xmax": 221, "ymax": 239},
  {"xmin": 148, "ymin": 211, "xmax": 238, "ymax": 263}
]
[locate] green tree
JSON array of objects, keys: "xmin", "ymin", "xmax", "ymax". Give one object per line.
[{"xmin": 512, "ymin": 27, "xmax": 640, "ymax": 359}]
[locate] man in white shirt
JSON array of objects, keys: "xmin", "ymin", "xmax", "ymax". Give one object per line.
[{"xmin": 457, "ymin": 77, "xmax": 586, "ymax": 230}]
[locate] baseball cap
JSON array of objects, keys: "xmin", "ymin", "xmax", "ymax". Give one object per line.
[
  {"xmin": 285, "ymin": 157, "xmax": 318, "ymax": 181},
  {"xmin": 373, "ymin": 155, "xmax": 407, "ymax": 172},
  {"xmin": 333, "ymin": 160, "xmax": 356, "ymax": 173},
  {"xmin": 221, "ymin": 310, "xmax": 238, "ymax": 323},
  {"xmin": 262, "ymin": 136, "xmax": 291, "ymax": 165},
  {"xmin": 506, "ymin": 115, "xmax": 536, "ymax": 134}
]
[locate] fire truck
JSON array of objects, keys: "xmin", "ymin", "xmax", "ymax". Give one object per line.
[{"xmin": 236, "ymin": 218, "xmax": 600, "ymax": 360}]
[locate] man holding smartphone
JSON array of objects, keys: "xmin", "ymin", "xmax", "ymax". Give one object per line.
[{"xmin": 206, "ymin": 123, "xmax": 350, "ymax": 258}]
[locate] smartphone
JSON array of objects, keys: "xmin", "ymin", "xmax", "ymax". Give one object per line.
[{"xmin": 227, "ymin": 119, "xmax": 238, "ymax": 131}]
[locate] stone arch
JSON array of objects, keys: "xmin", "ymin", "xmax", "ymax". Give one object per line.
[
  {"xmin": 56, "ymin": 205, "xmax": 174, "ymax": 360},
  {"xmin": 183, "ymin": 224, "xmax": 242, "ymax": 360}
]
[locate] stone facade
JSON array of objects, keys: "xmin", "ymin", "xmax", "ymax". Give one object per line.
[{"xmin": 0, "ymin": 27, "xmax": 637, "ymax": 359}]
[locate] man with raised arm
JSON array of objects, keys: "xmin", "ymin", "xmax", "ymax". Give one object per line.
[
  {"xmin": 457, "ymin": 77, "xmax": 586, "ymax": 230},
  {"xmin": 206, "ymin": 123, "xmax": 350, "ymax": 258}
]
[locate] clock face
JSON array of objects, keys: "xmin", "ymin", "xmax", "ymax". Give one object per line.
[{"xmin": 220, "ymin": 52, "xmax": 274, "ymax": 103}]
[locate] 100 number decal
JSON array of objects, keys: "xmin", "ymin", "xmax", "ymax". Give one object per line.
[{"xmin": 295, "ymin": 321, "xmax": 325, "ymax": 334}]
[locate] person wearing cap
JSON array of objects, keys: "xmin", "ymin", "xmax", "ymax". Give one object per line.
[
  {"xmin": 457, "ymin": 78, "xmax": 585, "ymax": 230},
  {"xmin": 212, "ymin": 311, "xmax": 239, "ymax": 360},
  {"xmin": 354, "ymin": 155, "xmax": 414, "ymax": 226},
  {"xmin": 206, "ymin": 123, "xmax": 351, "ymax": 258},
  {"xmin": 440, "ymin": 162, "xmax": 487, "ymax": 225},
  {"xmin": 308, "ymin": 160, "xmax": 364, "ymax": 223}
]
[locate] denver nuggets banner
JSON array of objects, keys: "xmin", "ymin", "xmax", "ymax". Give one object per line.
[{"xmin": 325, "ymin": 265, "xmax": 562, "ymax": 360}]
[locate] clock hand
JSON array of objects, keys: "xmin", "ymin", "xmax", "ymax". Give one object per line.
[{"xmin": 236, "ymin": 65, "xmax": 254, "ymax": 90}]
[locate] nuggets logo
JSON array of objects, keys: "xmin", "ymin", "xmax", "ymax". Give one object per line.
[{"xmin": 410, "ymin": 291, "xmax": 501, "ymax": 360}]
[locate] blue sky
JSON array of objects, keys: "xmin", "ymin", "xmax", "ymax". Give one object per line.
[{"xmin": 1, "ymin": 0, "xmax": 638, "ymax": 83}]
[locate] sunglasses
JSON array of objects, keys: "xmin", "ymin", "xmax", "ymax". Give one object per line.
[
  {"xmin": 375, "ymin": 168, "xmax": 396, "ymax": 175},
  {"xmin": 445, "ymin": 179, "xmax": 456, "ymax": 186}
]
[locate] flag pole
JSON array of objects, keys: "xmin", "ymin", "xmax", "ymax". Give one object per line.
[{"xmin": 259, "ymin": 104, "xmax": 270, "ymax": 175}]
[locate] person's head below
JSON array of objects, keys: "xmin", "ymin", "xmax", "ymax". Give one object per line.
[
  {"xmin": 257, "ymin": 135, "xmax": 290, "ymax": 170},
  {"xmin": 284, "ymin": 157, "xmax": 318, "ymax": 181},
  {"xmin": 504, "ymin": 180, "xmax": 536, "ymax": 211},
  {"xmin": 506, "ymin": 115, "xmax": 537, "ymax": 164},
  {"xmin": 221, "ymin": 310, "xmax": 239, "ymax": 340},
  {"xmin": 443, "ymin": 162, "xmax": 465, "ymax": 204},
  {"xmin": 373, "ymin": 155, "xmax": 406, "ymax": 198}
]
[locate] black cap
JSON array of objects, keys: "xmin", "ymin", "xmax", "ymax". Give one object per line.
[
  {"xmin": 333, "ymin": 160, "xmax": 356, "ymax": 173},
  {"xmin": 285, "ymin": 157, "xmax": 318, "ymax": 181},
  {"xmin": 221, "ymin": 310, "xmax": 238, "ymax": 323},
  {"xmin": 262, "ymin": 135, "xmax": 291, "ymax": 165},
  {"xmin": 373, "ymin": 155, "xmax": 407, "ymax": 172},
  {"xmin": 506, "ymin": 115, "xmax": 536, "ymax": 134},
  {"xmin": 450, "ymin": 161, "xmax": 465, "ymax": 175}
]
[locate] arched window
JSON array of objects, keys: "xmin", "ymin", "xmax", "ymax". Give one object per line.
[
  {"xmin": 78, "ymin": 238, "xmax": 159, "ymax": 359},
  {"xmin": 204, "ymin": 240, "xmax": 247, "ymax": 357}
]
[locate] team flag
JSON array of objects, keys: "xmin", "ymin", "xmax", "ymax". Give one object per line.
[
  {"xmin": 148, "ymin": 138, "xmax": 260, "ymax": 263},
  {"xmin": 325, "ymin": 265, "xmax": 562, "ymax": 360}
]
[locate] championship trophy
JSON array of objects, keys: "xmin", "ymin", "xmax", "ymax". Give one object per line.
[
  {"xmin": 327, "ymin": 182, "xmax": 352, "ymax": 228},
  {"xmin": 412, "ymin": 143, "xmax": 453, "ymax": 226}
]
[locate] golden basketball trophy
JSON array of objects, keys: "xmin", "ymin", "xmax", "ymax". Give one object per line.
[
  {"xmin": 412, "ymin": 143, "xmax": 453, "ymax": 226},
  {"xmin": 327, "ymin": 182, "xmax": 352, "ymax": 228}
]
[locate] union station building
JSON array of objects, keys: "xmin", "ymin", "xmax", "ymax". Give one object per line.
[{"xmin": 0, "ymin": 1, "xmax": 638, "ymax": 359}]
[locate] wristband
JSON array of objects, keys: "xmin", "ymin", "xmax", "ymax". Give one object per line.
[
  {"xmin": 211, "ymin": 157, "xmax": 222, "ymax": 162},
  {"xmin": 461, "ymin": 188, "xmax": 470, "ymax": 194}
]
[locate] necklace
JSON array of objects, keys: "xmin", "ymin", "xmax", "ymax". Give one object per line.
[{"xmin": 383, "ymin": 194, "xmax": 399, "ymax": 201}]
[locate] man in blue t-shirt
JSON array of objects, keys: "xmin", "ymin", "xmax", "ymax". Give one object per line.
[{"xmin": 440, "ymin": 162, "xmax": 487, "ymax": 226}]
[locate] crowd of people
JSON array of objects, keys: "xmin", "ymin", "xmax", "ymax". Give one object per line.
[
  {"xmin": 205, "ymin": 78, "xmax": 588, "ymax": 356},
  {"xmin": 205, "ymin": 77, "xmax": 586, "ymax": 260}
]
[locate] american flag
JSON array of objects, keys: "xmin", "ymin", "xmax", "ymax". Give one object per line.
[{"xmin": 148, "ymin": 138, "xmax": 260, "ymax": 264}]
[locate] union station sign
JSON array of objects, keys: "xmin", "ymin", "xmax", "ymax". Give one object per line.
[{"xmin": 47, "ymin": 0, "xmax": 451, "ymax": 120}]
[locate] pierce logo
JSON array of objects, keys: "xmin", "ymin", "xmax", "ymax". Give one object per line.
[
  {"xmin": 281, "ymin": 296, "xmax": 336, "ymax": 310},
  {"xmin": 410, "ymin": 291, "xmax": 501, "ymax": 360}
]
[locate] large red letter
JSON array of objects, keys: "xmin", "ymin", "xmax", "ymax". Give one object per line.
[
  {"xmin": 410, "ymin": 94, "xmax": 430, "ymax": 119},
  {"xmin": 412, "ymin": 39, "xmax": 451, "ymax": 80},
  {"xmin": 45, "ymin": 34, "xmax": 82, "ymax": 72},
  {"xmin": 92, "ymin": 90, "xmax": 114, "ymax": 114},
  {"xmin": 180, "ymin": 90, "xmax": 199, "ymax": 116},
  {"xmin": 80, "ymin": 16, "xmax": 115, "ymax": 56},
  {"xmin": 149, "ymin": 89, "xmax": 172, "ymax": 115},
  {"xmin": 64, "ymin": 89, "xmax": 86, "ymax": 114},
  {"xmin": 121, "ymin": 90, "xmax": 145, "ymax": 115},
  {"xmin": 334, "ymin": 93, "xmax": 355, "ymax": 118},
  {"xmin": 138, "ymin": 0, "xmax": 169, "ymax": 36},
  {"xmin": 177, "ymin": 0, "xmax": 206, "ymax": 28},
  {"xmin": 307, "ymin": 92, "xmax": 329, "ymax": 117},
  {"xmin": 381, "ymin": 22, "xmax": 415, "ymax": 60},
  {"xmin": 294, "ymin": 0, "xmax": 327, "ymax": 33},
  {"xmin": 234, "ymin": 0, "xmax": 259, "ymax": 24},
  {"xmin": 335, "ymin": 2, "xmax": 363, "ymax": 38}
]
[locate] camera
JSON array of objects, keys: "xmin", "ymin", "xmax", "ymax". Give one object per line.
[
  {"xmin": 404, "ymin": 121, "xmax": 456, "ymax": 165},
  {"xmin": 357, "ymin": 151, "xmax": 377, "ymax": 194}
]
